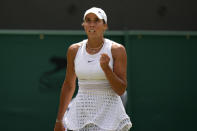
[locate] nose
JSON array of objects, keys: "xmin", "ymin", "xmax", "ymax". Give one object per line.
[{"xmin": 89, "ymin": 21, "xmax": 96, "ymax": 27}]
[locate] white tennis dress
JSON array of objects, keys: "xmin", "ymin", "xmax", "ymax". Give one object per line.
[{"xmin": 63, "ymin": 38, "xmax": 132, "ymax": 131}]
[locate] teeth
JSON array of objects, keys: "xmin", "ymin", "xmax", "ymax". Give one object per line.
[{"xmin": 89, "ymin": 30, "xmax": 95, "ymax": 32}]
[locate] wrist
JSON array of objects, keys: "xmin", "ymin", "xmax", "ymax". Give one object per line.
[
  {"xmin": 102, "ymin": 64, "xmax": 111, "ymax": 73},
  {"xmin": 56, "ymin": 119, "xmax": 63, "ymax": 123}
]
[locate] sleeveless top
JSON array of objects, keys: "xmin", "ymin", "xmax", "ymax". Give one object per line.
[{"xmin": 63, "ymin": 38, "xmax": 132, "ymax": 130}]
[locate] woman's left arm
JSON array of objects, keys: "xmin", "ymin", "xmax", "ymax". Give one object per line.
[{"xmin": 100, "ymin": 43, "xmax": 127, "ymax": 96}]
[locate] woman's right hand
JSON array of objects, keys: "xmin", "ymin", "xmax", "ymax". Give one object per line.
[{"xmin": 54, "ymin": 122, "xmax": 66, "ymax": 131}]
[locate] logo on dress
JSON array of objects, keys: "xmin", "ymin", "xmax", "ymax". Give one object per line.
[{"xmin": 88, "ymin": 60, "xmax": 94, "ymax": 63}]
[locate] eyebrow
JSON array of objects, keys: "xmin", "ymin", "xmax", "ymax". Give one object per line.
[{"xmin": 85, "ymin": 17, "xmax": 100, "ymax": 21}]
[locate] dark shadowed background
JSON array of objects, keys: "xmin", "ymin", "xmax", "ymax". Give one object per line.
[{"xmin": 0, "ymin": 0, "xmax": 197, "ymax": 30}]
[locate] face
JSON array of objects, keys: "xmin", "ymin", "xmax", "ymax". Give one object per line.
[{"xmin": 82, "ymin": 13, "xmax": 107, "ymax": 38}]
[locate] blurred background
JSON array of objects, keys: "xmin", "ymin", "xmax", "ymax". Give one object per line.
[{"xmin": 0, "ymin": 0, "xmax": 197, "ymax": 131}]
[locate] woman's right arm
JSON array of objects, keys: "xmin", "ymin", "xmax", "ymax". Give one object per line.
[{"xmin": 54, "ymin": 44, "xmax": 79, "ymax": 131}]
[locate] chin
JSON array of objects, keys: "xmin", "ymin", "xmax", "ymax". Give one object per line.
[{"xmin": 88, "ymin": 33, "xmax": 97, "ymax": 37}]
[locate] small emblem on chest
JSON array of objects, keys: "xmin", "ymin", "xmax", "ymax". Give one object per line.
[{"xmin": 88, "ymin": 60, "xmax": 94, "ymax": 63}]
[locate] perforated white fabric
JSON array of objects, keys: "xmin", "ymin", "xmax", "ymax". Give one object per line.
[
  {"xmin": 73, "ymin": 118, "xmax": 131, "ymax": 131},
  {"xmin": 63, "ymin": 39, "xmax": 132, "ymax": 131}
]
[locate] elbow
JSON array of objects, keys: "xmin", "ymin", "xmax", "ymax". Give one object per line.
[
  {"xmin": 117, "ymin": 91, "xmax": 124, "ymax": 96},
  {"xmin": 117, "ymin": 84, "xmax": 127, "ymax": 96},
  {"xmin": 117, "ymin": 88, "xmax": 126, "ymax": 96}
]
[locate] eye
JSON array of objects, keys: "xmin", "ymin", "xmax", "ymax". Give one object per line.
[
  {"xmin": 84, "ymin": 18, "xmax": 100, "ymax": 24},
  {"xmin": 94, "ymin": 18, "xmax": 100, "ymax": 23},
  {"xmin": 85, "ymin": 18, "xmax": 91, "ymax": 22}
]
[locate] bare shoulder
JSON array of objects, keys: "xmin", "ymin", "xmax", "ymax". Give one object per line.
[
  {"xmin": 67, "ymin": 42, "xmax": 82, "ymax": 56},
  {"xmin": 111, "ymin": 43, "xmax": 127, "ymax": 58},
  {"xmin": 68, "ymin": 42, "xmax": 82, "ymax": 53}
]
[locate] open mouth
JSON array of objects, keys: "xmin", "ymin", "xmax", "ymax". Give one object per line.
[{"xmin": 89, "ymin": 29, "xmax": 95, "ymax": 33}]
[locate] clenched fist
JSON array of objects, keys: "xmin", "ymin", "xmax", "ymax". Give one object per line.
[{"xmin": 100, "ymin": 53, "xmax": 110, "ymax": 70}]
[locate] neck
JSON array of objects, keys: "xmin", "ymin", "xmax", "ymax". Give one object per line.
[{"xmin": 87, "ymin": 37, "xmax": 104, "ymax": 48}]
